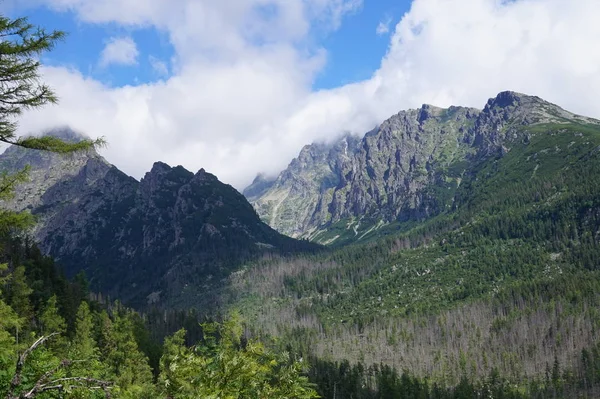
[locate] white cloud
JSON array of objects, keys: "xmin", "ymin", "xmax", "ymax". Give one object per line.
[
  {"xmin": 100, "ymin": 36, "xmax": 139, "ymax": 67},
  {"xmin": 11, "ymin": 0, "xmax": 600, "ymax": 191},
  {"xmin": 149, "ymin": 56, "xmax": 169, "ymax": 76},
  {"xmin": 376, "ymin": 16, "xmax": 391, "ymax": 36}
]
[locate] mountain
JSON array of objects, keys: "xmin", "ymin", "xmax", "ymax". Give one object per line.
[
  {"xmin": 245, "ymin": 91, "xmax": 599, "ymax": 245},
  {"xmin": 5, "ymin": 93, "xmax": 600, "ymax": 395},
  {"xmin": 230, "ymin": 92, "xmax": 600, "ymax": 390},
  {"xmin": 232, "ymin": 91, "xmax": 600, "ymax": 390},
  {"xmin": 0, "ymin": 128, "xmax": 318, "ymax": 308}
]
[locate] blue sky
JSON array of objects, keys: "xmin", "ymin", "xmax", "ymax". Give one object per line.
[
  {"xmin": 313, "ymin": 1, "xmax": 411, "ymax": 89},
  {"xmin": 10, "ymin": 1, "xmax": 412, "ymax": 90},
  {"xmin": 11, "ymin": 5, "xmax": 175, "ymax": 87}
]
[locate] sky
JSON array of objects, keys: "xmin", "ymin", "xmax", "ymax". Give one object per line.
[{"xmin": 2, "ymin": 0, "xmax": 600, "ymax": 189}]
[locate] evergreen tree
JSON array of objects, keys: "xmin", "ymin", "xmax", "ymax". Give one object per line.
[
  {"xmin": 38, "ymin": 295, "xmax": 66, "ymax": 355},
  {"xmin": 72, "ymin": 302, "xmax": 96, "ymax": 359},
  {"xmin": 0, "ymin": 264, "xmax": 20, "ymax": 394},
  {"xmin": 158, "ymin": 315, "xmax": 319, "ymax": 399},
  {"xmin": 104, "ymin": 311, "xmax": 155, "ymax": 398},
  {"xmin": 0, "ymin": 15, "xmax": 102, "ymax": 153},
  {"xmin": 4, "ymin": 266, "xmax": 32, "ymax": 324},
  {"xmin": 39, "ymin": 295, "xmax": 65, "ymax": 336}
]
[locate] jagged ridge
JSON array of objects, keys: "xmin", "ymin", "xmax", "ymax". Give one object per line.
[
  {"xmin": 245, "ymin": 91, "xmax": 600, "ymax": 244},
  {"xmin": 0, "ymin": 132, "xmax": 319, "ymax": 307}
]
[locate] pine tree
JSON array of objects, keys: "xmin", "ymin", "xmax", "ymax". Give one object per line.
[
  {"xmin": 72, "ymin": 302, "xmax": 96, "ymax": 359},
  {"xmin": 104, "ymin": 311, "xmax": 155, "ymax": 398},
  {"xmin": 65, "ymin": 302, "xmax": 109, "ymax": 399},
  {"xmin": 38, "ymin": 295, "xmax": 66, "ymax": 355},
  {"xmin": 4, "ymin": 266, "xmax": 32, "ymax": 324}
]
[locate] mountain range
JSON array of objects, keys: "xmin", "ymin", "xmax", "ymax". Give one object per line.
[
  {"xmin": 3, "ymin": 91, "xmax": 600, "ymax": 393},
  {"xmin": 245, "ymin": 91, "xmax": 598, "ymax": 244},
  {"xmin": 234, "ymin": 91, "xmax": 600, "ymax": 385},
  {"xmin": 0, "ymin": 129, "xmax": 318, "ymax": 308}
]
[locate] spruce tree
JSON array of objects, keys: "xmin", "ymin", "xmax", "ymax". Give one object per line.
[
  {"xmin": 104, "ymin": 312, "xmax": 155, "ymax": 398},
  {"xmin": 38, "ymin": 295, "xmax": 66, "ymax": 355},
  {"xmin": 72, "ymin": 302, "xmax": 96, "ymax": 359},
  {"xmin": 4, "ymin": 266, "xmax": 32, "ymax": 324},
  {"xmin": 0, "ymin": 264, "xmax": 21, "ymax": 393}
]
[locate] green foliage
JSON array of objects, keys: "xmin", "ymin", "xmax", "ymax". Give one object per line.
[
  {"xmin": 307, "ymin": 356, "xmax": 600, "ymax": 399},
  {"xmin": 4, "ymin": 266, "xmax": 32, "ymax": 321},
  {"xmin": 38, "ymin": 295, "xmax": 67, "ymax": 355},
  {"xmin": 0, "ymin": 166, "xmax": 29, "ymax": 201},
  {"xmin": 72, "ymin": 302, "xmax": 97, "ymax": 359},
  {"xmin": 101, "ymin": 310, "xmax": 155, "ymax": 398},
  {"xmin": 0, "ymin": 264, "xmax": 20, "ymax": 393},
  {"xmin": 0, "ymin": 15, "xmax": 63, "ymax": 141},
  {"xmin": 14, "ymin": 135, "xmax": 105, "ymax": 154},
  {"xmin": 159, "ymin": 315, "xmax": 319, "ymax": 399}
]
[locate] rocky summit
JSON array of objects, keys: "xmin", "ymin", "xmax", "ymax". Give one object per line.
[
  {"xmin": 244, "ymin": 91, "xmax": 600, "ymax": 244},
  {"xmin": 0, "ymin": 128, "xmax": 317, "ymax": 307}
]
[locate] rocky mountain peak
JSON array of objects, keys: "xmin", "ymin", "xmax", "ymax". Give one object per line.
[
  {"xmin": 193, "ymin": 167, "xmax": 218, "ymax": 183},
  {"xmin": 0, "ymin": 129, "xmax": 110, "ymax": 212},
  {"xmin": 0, "ymin": 137, "xmax": 318, "ymax": 307},
  {"xmin": 418, "ymin": 104, "xmax": 446, "ymax": 123},
  {"xmin": 295, "ymin": 142, "xmax": 329, "ymax": 165},
  {"xmin": 480, "ymin": 90, "xmax": 595, "ymax": 127},
  {"xmin": 246, "ymin": 91, "xmax": 598, "ymax": 243},
  {"xmin": 146, "ymin": 161, "xmax": 173, "ymax": 177},
  {"xmin": 243, "ymin": 173, "xmax": 276, "ymax": 202},
  {"xmin": 142, "ymin": 162, "xmax": 192, "ymax": 186},
  {"xmin": 485, "ymin": 90, "xmax": 527, "ymax": 109},
  {"xmin": 40, "ymin": 126, "xmax": 90, "ymax": 143}
]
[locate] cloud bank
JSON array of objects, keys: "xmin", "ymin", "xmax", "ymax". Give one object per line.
[
  {"xmin": 376, "ymin": 16, "xmax": 392, "ymax": 36},
  {"xmin": 99, "ymin": 36, "xmax": 139, "ymax": 67},
  {"xmin": 11, "ymin": 0, "xmax": 600, "ymax": 189}
]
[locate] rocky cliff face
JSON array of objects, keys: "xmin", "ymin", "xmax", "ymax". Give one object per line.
[
  {"xmin": 0, "ymin": 129, "xmax": 317, "ymax": 307},
  {"xmin": 245, "ymin": 91, "xmax": 598, "ymax": 244}
]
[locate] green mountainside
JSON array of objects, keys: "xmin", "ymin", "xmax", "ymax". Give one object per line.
[{"xmin": 229, "ymin": 92, "xmax": 600, "ymax": 394}]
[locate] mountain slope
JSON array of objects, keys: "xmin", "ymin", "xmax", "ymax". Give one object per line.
[
  {"xmin": 0, "ymin": 129, "xmax": 318, "ymax": 307},
  {"xmin": 246, "ymin": 92, "xmax": 599, "ymax": 245},
  {"xmin": 231, "ymin": 92, "xmax": 600, "ymax": 390}
]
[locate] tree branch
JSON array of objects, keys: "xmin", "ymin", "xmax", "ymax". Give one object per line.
[
  {"xmin": 7, "ymin": 334, "xmax": 114, "ymax": 399},
  {"xmin": 24, "ymin": 377, "xmax": 113, "ymax": 399},
  {"xmin": 7, "ymin": 333, "xmax": 59, "ymax": 399}
]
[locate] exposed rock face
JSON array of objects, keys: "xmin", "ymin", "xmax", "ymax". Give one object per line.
[
  {"xmin": 0, "ymin": 128, "xmax": 111, "ymax": 213},
  {"xmin": 0, "ymin": 129, "xmax": 316, "ymax": 307},
  {"xmin": 245, "ymin": 91, "xmax": 598, "ymax": 242}
]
